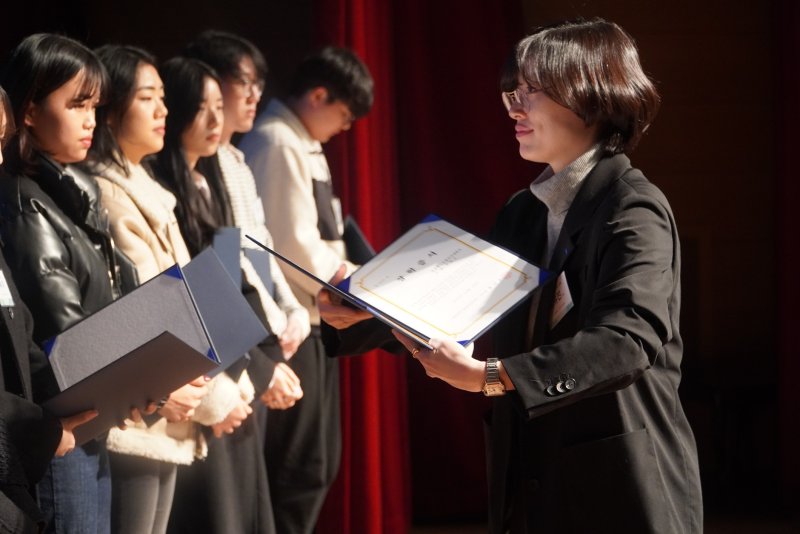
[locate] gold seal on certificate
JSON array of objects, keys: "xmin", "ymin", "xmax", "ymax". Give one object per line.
[{"xmin": 247, "ymin": 215, "xmax": 547, "ymax": 348}]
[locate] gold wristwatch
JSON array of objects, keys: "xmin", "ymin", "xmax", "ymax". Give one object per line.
[{"xmin": 482, "ymin": 358, "xmax": 506, "ymax": 396}]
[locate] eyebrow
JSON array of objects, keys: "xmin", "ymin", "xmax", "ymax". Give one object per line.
[
  {"xmin": 236, "ymin": 67, "xmax": 260, "ymax": 81},
  {"xmin": 135, "ymin": 85, "xmax": 162, "ymax": 91},
  {"xmin": 71, "ymin": 92, "xmax": 98, "ymax": 103}
]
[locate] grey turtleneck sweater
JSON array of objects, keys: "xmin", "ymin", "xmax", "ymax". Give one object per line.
[{"xmin": 529, "ymin": 145, "xmax": 603, "ymax": 266}]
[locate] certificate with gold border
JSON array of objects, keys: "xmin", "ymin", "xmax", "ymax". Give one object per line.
[
  {"xmin": 340, "ymin": 214, "xmax": 547, "ymax": 345},
  {"xmin": 247, "ymin": 215, "xmax": 548, "ymax": 348}
]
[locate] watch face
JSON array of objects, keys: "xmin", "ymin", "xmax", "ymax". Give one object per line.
[{"xmin": 483, "ymin": 382, "xmax": 506, "ymax": 396}]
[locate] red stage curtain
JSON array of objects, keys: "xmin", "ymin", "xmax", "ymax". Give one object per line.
[
  {"xmin": 313, "ymin": 1, "xmax": 411, "ymax": 533},
  {"xmin": 390, "ymin": 0, "xmax": 529, "ymax": 522},
  {"xmin": 313, "ymin": 0, "xmax": 529, "ymax": 529}
]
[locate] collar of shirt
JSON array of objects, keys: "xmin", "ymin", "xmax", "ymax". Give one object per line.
[
  {"xmin": 219, "ymin": 142, "xmax": 245, "ymax": 164},
  {"xmin": 529, "ymin": 144, "xmax": 603, "ymax": 216}
]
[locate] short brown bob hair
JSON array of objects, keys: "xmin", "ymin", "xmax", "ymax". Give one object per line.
[{"xmin": 501, "ymin": 18, "xmax": 660, "ymax": 154}]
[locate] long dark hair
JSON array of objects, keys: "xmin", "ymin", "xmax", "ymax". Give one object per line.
[
  {"xmin": 0, "ymin": 33, "xmax": 106, "ymax": 174},
  {"xmin": 152, "ymin": 57, "xmax": 231, "ymax": 256},
  {"xmin": 89, "ymin": 45, "xmax": 158, "ymax": 173}
]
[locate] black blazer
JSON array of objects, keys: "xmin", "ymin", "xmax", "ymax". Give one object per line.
[{"xmin": 487, "ymin": 154, "xmax": 702, "ymax": 533}]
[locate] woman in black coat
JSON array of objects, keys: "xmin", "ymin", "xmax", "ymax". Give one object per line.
[{"xmin": 323, "ymin": 19, "xmax": 703, "ymax": 534}]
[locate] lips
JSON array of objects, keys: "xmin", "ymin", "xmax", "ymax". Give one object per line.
[
  {"xmin": 80, "ymin": 137, "xmax": 93, "ymax": 148},
  {"xmin": 154, "ymin": 126, "xmax": 165, "ymax": 136},
  {"xmin": 515, "ymin": 124, "xmax": 532, "ymax": 137}
]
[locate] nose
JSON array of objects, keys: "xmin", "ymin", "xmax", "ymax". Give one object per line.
[
  {"xmin": 85, "ymin": 109, "xmax": 97, "ymax": 129},
  {"xmin": 209, "ymin": 108, "xmax": 222, "ymax": 129},
  {"xmin": 156, "ymin": 98, "xmax": 168, "ymax": 118},
  {"xmin": 507, "ymin": 104, "xmax": 526, "ymax": 120}
]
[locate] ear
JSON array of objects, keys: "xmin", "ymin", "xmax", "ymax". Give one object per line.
[
  {"xmin": 23, "ymin": 102, "xmax": 38, "ymax": 128},
  {"xmin": 308, "ymin": 86, "xmax": 329, "ymax": 107}
]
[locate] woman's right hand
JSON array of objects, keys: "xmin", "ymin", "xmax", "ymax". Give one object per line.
[
  {"xmin": 158, "ymin": 375, "xmax": 209, "ymax": 422},
  {"xmin": 56, "ymin": 409, "xmax": 98, "ymax": 457}
]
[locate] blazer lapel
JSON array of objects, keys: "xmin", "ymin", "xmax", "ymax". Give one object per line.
[
  {"xmin": 549, "ymin": 154, "xmax": 632, "ymax": 273},
  {"xmin": 532, "ymin": 154, "xmax": 633, "ymax": 343}
]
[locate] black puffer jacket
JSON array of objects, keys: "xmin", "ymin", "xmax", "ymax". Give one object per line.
[{"xmin": 0, "ymin": 156, "xmax": 118, "ymax": 400}]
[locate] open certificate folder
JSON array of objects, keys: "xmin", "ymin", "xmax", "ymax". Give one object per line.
[
  {"xmin": 42, "ymin": 248, "xmax": 268, "ymax": 444},
  {"xmin": 247, "ymin": 215, "xmax": 549, "ymax": 348}
]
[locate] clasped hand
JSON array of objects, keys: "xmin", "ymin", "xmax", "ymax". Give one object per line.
[
  {"xmin": 158, "ymin": 375, "xmax": 209, "ymax": 423},
  {"xmin": 211, "ymin": 398, "xmax": 253, "ymax": 437},
  {"xmin": 260, "ymin": 362, "xmax": 303, "ymax": 410}
]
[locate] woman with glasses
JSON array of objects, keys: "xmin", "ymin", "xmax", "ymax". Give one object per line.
[
  {"xmin": 321, "ymin": 18, "xmax": 702, "ymax": 533},
  {"xmin": 182, "ymin": 31, "xmax": 307, "ymax": 412}
]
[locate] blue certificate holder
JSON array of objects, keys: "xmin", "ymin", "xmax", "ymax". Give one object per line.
[
  {"xmin": 42, "ymin": 248, "xmax": 268, "ymax": 445},
  {"xmin": 212, "ymin": 226, "xmax": 242, "ymax": 289}
]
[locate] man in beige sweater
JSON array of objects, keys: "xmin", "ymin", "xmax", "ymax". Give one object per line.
[{"xmin": 239, "ymin": 46, "xmax": 373, "ymax": 534}]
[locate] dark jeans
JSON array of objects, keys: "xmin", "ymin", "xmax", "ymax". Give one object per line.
[{"xmin": 38, "ymin": 440, "xmax": 111, "ymax": 534}]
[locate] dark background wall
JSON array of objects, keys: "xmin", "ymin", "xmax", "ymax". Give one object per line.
[
  {"xmin": 0, "ymin": 0, "xmax": 315, "ymax": 104},
  {"xmin": 2, "ymin": 0, "xmax": 797, "ymax": 529}
]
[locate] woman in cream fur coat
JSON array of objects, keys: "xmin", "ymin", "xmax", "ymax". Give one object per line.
[{"xmin": 82, "ymin": 45, "xmax": 254, "ymax": 534}]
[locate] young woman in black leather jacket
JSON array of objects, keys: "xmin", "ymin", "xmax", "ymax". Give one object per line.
[
  {"xmin": 0, "ymin": 82, "xmax": 103, "ymax": 534},
  {"xmin": 0, "ymin": 34, "xmax": 116, "ymax": 534}
]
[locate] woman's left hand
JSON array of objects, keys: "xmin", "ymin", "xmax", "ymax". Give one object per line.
[{"xmin": 392, "ymin": 331, "xmax": 484, "ymax": 392}]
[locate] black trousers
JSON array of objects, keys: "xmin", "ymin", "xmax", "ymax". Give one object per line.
[
  {"xmin": 264, "ymin": 330, "xmax": 341, "ymax": 534},
  {"xmin": 168, "ymin": 404, "xmax": 275, "ymax": 534}
]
